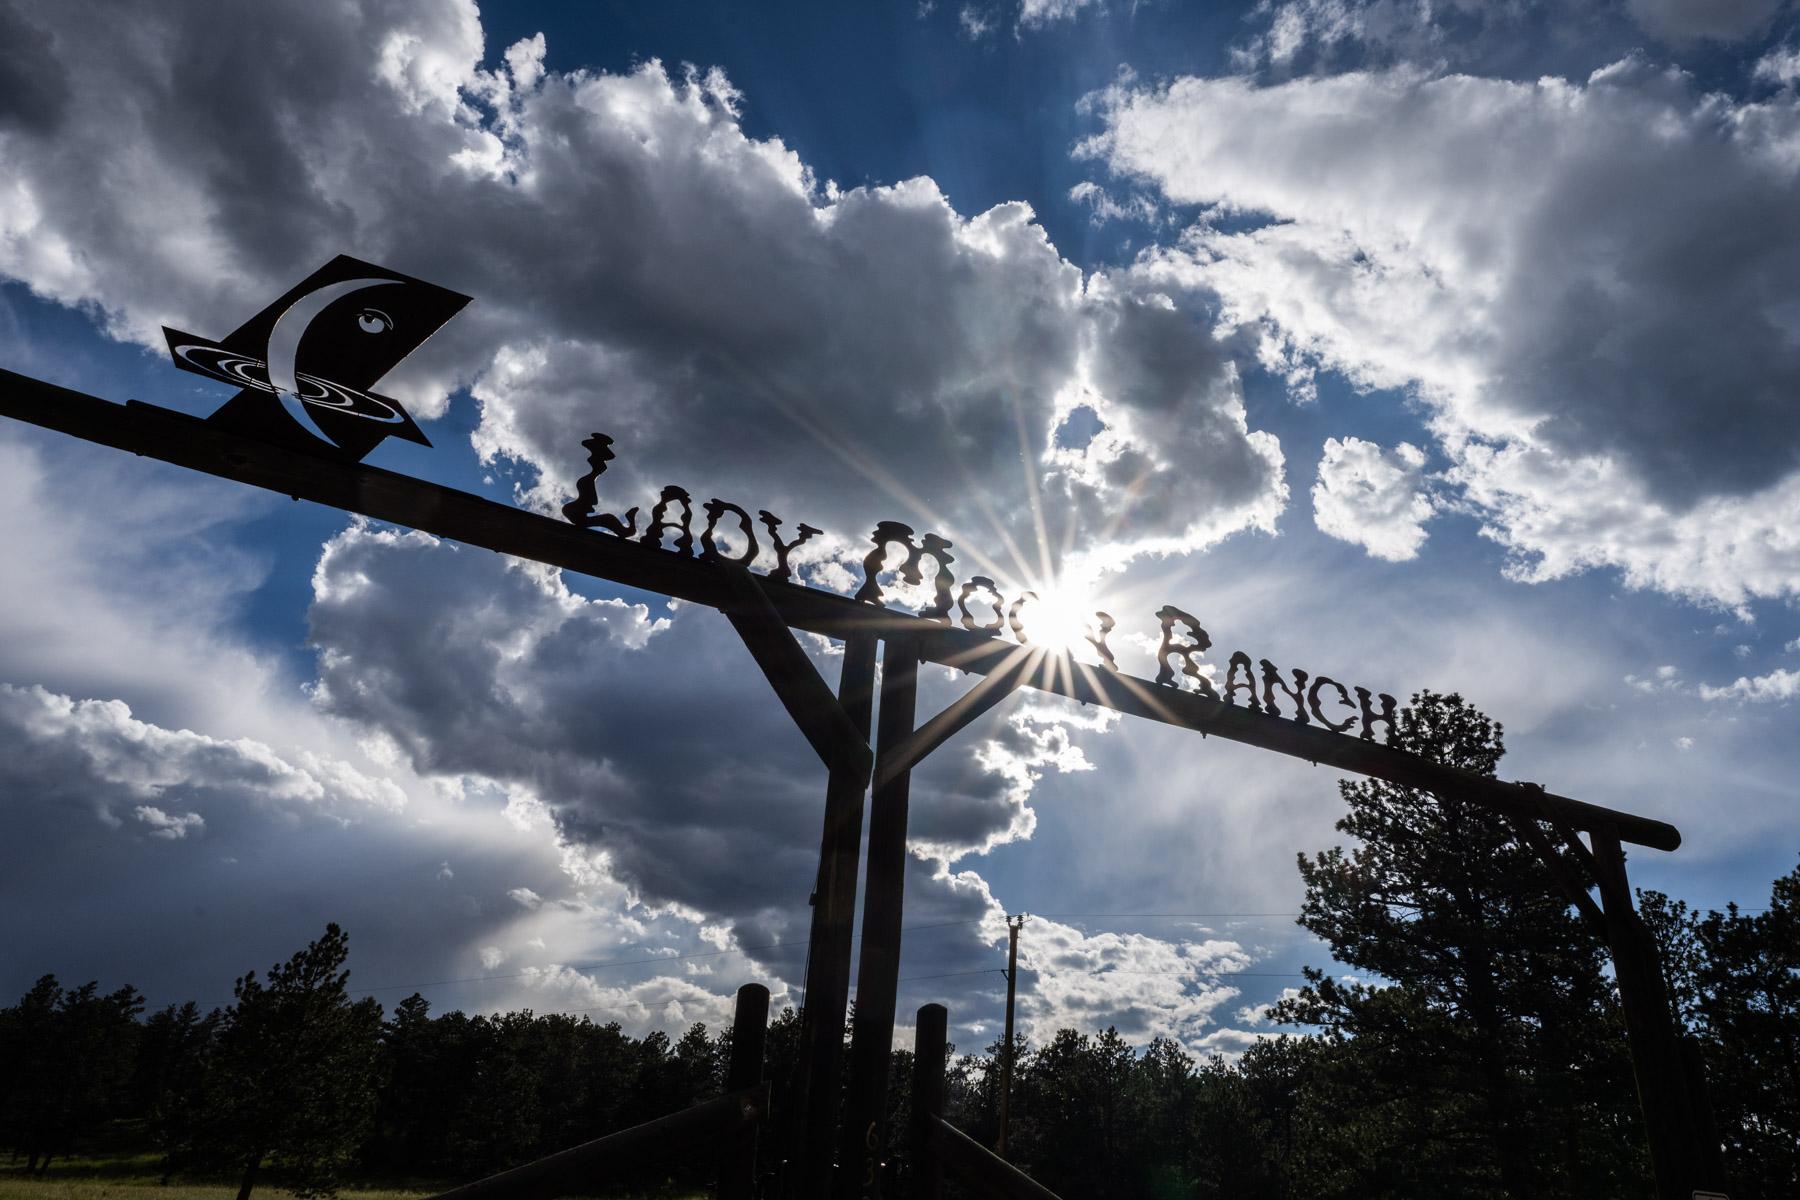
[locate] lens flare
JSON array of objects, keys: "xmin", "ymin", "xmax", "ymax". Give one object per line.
[{"xmin": 1016, "ymin": 585, "xmax": 1100, "ymax": 656}]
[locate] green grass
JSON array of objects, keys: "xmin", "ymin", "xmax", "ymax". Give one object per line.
[
  {"xmin": 0, "ymin": 1149, "xmax": 427, "ymax": 1200},
  {"xmin": 0, "ymin": 1178, "xmax": 426, "ymax": 1200},
  {"xmin": 1, "ymin": 1146, "xmax": 703, "ymax": 1200},
  {"xmin": 0, "ymin": 1168, "xmax": 703, "ymax": 1200}
]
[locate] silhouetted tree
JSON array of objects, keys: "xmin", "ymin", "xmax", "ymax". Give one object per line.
[
  {"xmin": 1643, "ymin": 857, "xmax": 1800, "ymax": 1199},
  {"xmin": 0, "ymin": 975, "xmax": 142, "ymax": 1172},
  {"xmin": 1273, "ymin": 691, "xmax": 1645, "ymax": 1198},
  {"xmin": 136, "ymin": 999, "xmax": 222, "ymax": 1178},
  {"xmin": 198, "ymin": 924, "xmax": 383, "ymax": 1200}
]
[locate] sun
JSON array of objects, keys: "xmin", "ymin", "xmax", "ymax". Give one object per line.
[{"xmin": 1016, "ymin": 584, "xmax": 1102, "ymax": 656}]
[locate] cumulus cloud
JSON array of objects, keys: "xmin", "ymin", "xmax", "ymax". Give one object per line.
[
  {"xmin": 300, "ymin": 524, "xmax": 1265, "ymax": 1042},
  {"xmin": 515, "ymin": 964, "xmax": 743, "ymax": 1037},
  {"xmin": 0, "ymin": 0, "xmax": 1284, "ymax": 597},
  {"xmin": 133, "ymin": 805, "xmax": 205, "ymax": 840},
  {"xmin": 1699, "ymin": 666, "xmax": 1800, "ymax": 702},
  {"xmin": 1230, "ymin": 0, "xmax": 1786, "ymax": 77},
  {"xmin": 1089, "ymin": 58, "xmax": 1800, "ymax": 606},
  {"xmin": 1006, "ymin": 916, "xmax": 1252, "ymax": 1051},
  {"xmin": 303, "ymin": 522, "xmax": 1107, "ymax": 999},
  {"xmin": 0, "ymin": 676, "xmax": 624, "ymax": 1012},
  {"xmin": 0, "ymin": 682, "xmax": 400, "ymax": 829},
  {"xmin": 0, "ymin": 0, "xmax": 1307, "ymax": 1048},
  {"xmin": 1068, "ymin": 181, "xmax": 1159, "ymax": 226},
  {"xmin": 1312, "ymin": 437, "xmax": 1432, "ymax": 561},
  {"xmin": 1018, "ymin": 0, "xmax": 1105, "ymax": 29}
]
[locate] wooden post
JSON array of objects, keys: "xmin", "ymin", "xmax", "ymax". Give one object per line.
[
  {"xmin": 788, "ymin": 631, "xmax": 879, "ymax": 1197},
  {"xmin": 997, "ymin": 914, "xmax": 1024, "ymax": 1159},
  {"xmin": 838, "ymin": 635, "xmax": 922, "ymax": 1198},
  {"xmin": 910, "ymin": 1004, "xmax": 947, "ymax": 1200},
  {"xmin": 1588, "ymin": 825, "xmax": 1727, "ymax": 1199},
  {"xmin": 722, "ymin": 983, "xmax": 771, "ymax": 1200}
]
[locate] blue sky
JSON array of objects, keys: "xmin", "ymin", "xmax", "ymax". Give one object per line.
[{"xmin": 3, "ymin": 0, "xmax": 1800, "ymax": 1055}]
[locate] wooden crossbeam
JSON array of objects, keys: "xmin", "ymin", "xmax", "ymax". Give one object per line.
[
  {"xmin": 1506, "ymin": 814, "xmax": 1608, "ymax": 937},
  {"xmin": 0, "ymin": 372, "xmax": 1683, "ymax": 853},
  {"xmin": 716, "ymin": 561, "xmax": 872, "ymax": 779},
  {"xmin": 873, "ymin": 645, "xmax": 1045, "ymax": 788}
]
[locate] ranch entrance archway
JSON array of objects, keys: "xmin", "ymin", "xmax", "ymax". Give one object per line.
[{"xmin": 0, "ymin": 260, "xmax": 1726, "ymax": 1199}]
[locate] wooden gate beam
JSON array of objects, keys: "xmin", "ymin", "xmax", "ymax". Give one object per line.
[
  {"xmin": 0, "ymin": 374, "xmax": 1682, "ymax": 853},
  {"xmin": 1588, "ymin": 825, "xmax": 1728, "ymax": 1199},
  {"xmin": 718, "ymin": 562, "xmax": 872, "ymax": 778},
  {"xmin": 838, "ymin": 635, "xmax": 922, "ymax": 1198},
  {"xmin": 873, "ymin": 645, "xmax": 1044, "ymax": 789},
  {"xmin": 788, "ymin": 631, "xmax": 879, "ymax": 1200}
]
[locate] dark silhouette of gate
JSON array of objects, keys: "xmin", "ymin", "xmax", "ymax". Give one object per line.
[{"xmin": 0, "ymin": 359, "xmax": 1726, "ymax": 1199}]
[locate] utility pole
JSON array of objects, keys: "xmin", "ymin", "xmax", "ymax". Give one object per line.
[{"xmin": 996, "ymin": 913, "xmax": 1027, "ymax": 1159}]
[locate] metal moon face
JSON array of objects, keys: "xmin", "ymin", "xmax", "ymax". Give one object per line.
[
  {"xmin": 161, "ymin": 254, "xmax": 470, "ymax": 461},
  {"xmin": 265, "ymin": 276, "xmax": 394, "ymax": 446}
]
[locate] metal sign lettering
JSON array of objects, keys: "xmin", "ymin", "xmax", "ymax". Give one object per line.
[{"xmin": 561, "ymin": 429, "xmax": 1399, "ymax": 743}]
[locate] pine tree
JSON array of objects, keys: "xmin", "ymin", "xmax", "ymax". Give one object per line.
[
  {"xmin": 1273, "ymin": 691, "xmax": 1645, "ymax": 1198},
  {"xmin": 1642, "ymin": 858, "xmax": 1800, "ymax": 1198},
  {"xmin": 0, "ymin": 975, "xmax": 143, "ymax": 1172},
  {"xmin": 201, "ymin": 924, "xmax": 383, "ymax": 1200}
]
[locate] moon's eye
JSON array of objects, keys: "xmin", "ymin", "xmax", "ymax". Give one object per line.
[{"xmin": 356, "ymin": 308, "xmax": 393, "ymax": 334}]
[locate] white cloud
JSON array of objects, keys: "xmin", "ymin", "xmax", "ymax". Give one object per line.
[
  {"xmin": 1015, "ymin": 916, "xmax": 1253, "ymax": 1052},
  {"xmin": 0, "ymin": 682, "xmax": 397, "ymax": 825},
  {"xmin": 1089, "ymin": 59, "xmax": 1800, "ymax": 607},
  {"xmin": 1311, "ymin": 436, "xmax": 1433, "ymax": 561},
  {"xmin": 134, "ymin": 805, "xmax": 204, "ymax": 840},
  {"xmin": 0, "ymin": 0, "xmax": 1286, "ymax": 596},
  {"xmin": 1754, "ymin": 44, "xmax": 1800, "ymax": 84},
  {"xmin": 515, "ymin": 964, "xmax": 745, "ymax": 1036},
  {"xmin": 1700, "ymin": 666, "xmax": 1800, "ymax": 702},
  {"xmin": 301, "ymin": 519, "xmax": 1110, "ymax": 1035},
  {"xmin": 479, "ymin": 945, "xmax": 506, "ymax": 969},
  {"xmin": 959, "ymin": 5, "xmax": 996, "ymax": 38},
  {"xmin": 1068, "ymin": 180, "xmax": 1159, "ymax": 225},
  {"xmin": 1018, "ymin": 0, "xmax": 1104, "ymax": 29},
  {"xmin": 1625, "ymin": 665, "xmax": 1682, "ymax": 694}
]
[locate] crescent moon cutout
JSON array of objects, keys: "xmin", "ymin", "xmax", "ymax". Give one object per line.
[{"xmin": 264, "ymin": 277, "xmax": 392, "ymax": 446}]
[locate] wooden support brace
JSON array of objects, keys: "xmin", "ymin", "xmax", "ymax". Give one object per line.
[
  {"xmin": 925, "ymin": 1120, "xmax": 1064, "ymax": 1200},
  {"xmin": 873, "ymin": 645, "xmax": 1044, "ymax": 789},
  {"xmin": 717, "ymin": 562, "xmax": 873, "ymax": 780},
  {"xmin": 425, "ymin": 1084, "xmax": 770, "ymax": 1200},
  {"xmin": 1506, "ymin": 814, "xmax": 1608, "ymax": 938}
]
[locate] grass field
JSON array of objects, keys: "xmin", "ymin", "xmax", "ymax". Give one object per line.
[
  {"xmin": 0, "ymin": 1185, "xmax": 428, "ymax": 1200},
  {"xmin": 0, "ymin": 1148, "xmax": 425, "ymax": 1199},
  {"xmin": 1, "ymin": 1144, "xmax": 707, "ymax": 1200},
  {"xmin": 0, "ymin": 1157, "xmax": 705, "ymax": 1200}
]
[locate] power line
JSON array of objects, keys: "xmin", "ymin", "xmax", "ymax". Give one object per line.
[{"xmin": 331, "ymin": 914, "xmax": 1308, "ymax": 1000}]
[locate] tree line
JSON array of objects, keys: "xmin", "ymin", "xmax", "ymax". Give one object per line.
[{"xmin": 2, "ymin": 694, "xmax": 1795, "ymax": 1199}]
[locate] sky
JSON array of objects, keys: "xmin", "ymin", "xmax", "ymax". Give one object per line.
[{"xmin": 3, "ymin": 0, "xmax": 1800, "ymax": 1060}]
